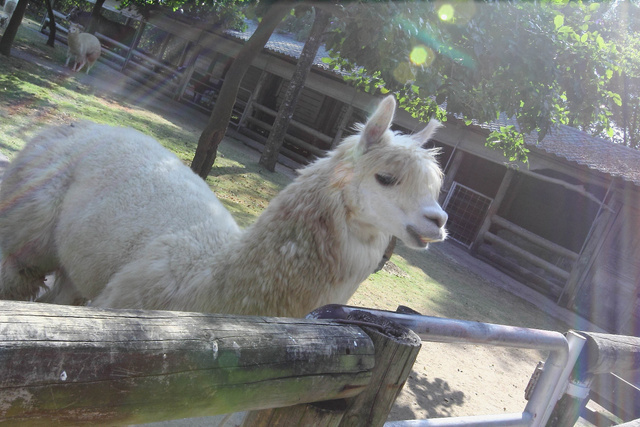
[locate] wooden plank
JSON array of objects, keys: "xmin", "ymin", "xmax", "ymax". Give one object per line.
[
  {"xmin": 591, "ymin": 372, "xmax": 640, "ymax": 422},
  {"xmin": 492, "ymin": 215, "xmax": 579, "ymax": 261},
  {"xmin": 330, "ymin": 103, "xmax": 354, "ymax": 147},
  {"xmin": 483, "ymin": 232, "xmax": 571, "ymax": 280},
  {"xmin": 561, "ymin": 197, "xmax": 621, "ymax": 309},
  {"xmin": 252, "ymin": 103, "xmax": 333, "ymax": 144},
  {"xmin": 616, "ymin": 419, "xmax": 640, "ymax": 427},
  {"xmin": 0, "ymin": 301, "xmax": 374, "ymax": 425},
  {"xmin": 243, "ymin": 400, "xmax": 346, "ymax": 427},
  {"xmin": 245, "ymin": 116, "xmax": 327, "ymax": 158},
  {"xmin": 477, "ymin": 244, "xmax": 564, "ymax": 298},
  {"xmin": 580, "ymin": 332, "xmax": 640, "ymax": 375},
  {"xmin": 439, "ymin": 150, "xmax": 464, "ymax": 205},
  {"xmin": 470, "ymin": 168, "xmax": 514, "ymax": 254}
]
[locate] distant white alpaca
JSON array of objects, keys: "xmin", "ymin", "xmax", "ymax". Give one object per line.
[
  {"xmin": 0, "ymin": 96, "xmax": 447, "ymax": 317},
  {"xmin": 0, "ymin": 0, "xmax": 17, "ymax": 29},
  {"xmin": 3, "ymin": 0, "xmax": 16, "ymax": 16},
  {"xmin": 65, "ymin": 23, "xmax": 101, "ymax": 73}
]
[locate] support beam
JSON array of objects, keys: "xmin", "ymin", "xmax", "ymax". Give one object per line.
[
  {"xmin": 560, "ymin": 198, "xmax": 621, "ymax": 308},
  {"xmin": 470, "ymin": 168, "xmax": 515, "ymax": 254},
  {"xmin": 439, "ymin": 150, "xmax": 464, "ymax": 205}
]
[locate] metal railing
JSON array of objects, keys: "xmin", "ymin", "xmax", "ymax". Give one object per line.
[{"xmin": 308, "ymin": 305, "xmax": 587, "ymax": 427}]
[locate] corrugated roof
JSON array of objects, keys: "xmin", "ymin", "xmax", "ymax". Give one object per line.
[
  {"xmin": 529, "ymin": 125, "xmax": 640, "ymax": 186},
  {"xmin": 472, "ymin": 114, "xmax": 640, "ymax": 186},
  {"xmin": 226, "ymin": 21, "xmax": 332, "ymax": 71},
  {"xmin": 227, "ymin": 20, "xmax": 640, "ymax": 186}
]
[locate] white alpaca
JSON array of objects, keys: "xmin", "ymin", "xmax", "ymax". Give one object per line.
[
  {"xmin": 0, "ymin": 0, "xmax": 17, "ymax": 30},
  {"xmin": 0, "ymin": 96, "xmax": 447, "ymax": 317},
  {"xmin": 65, "ymin": 23, "xmax": 101, "ymax": 73}
]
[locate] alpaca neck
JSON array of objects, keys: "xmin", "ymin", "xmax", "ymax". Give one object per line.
[{"xmin": 200, "ymin": 166, "xmax": 390, "ymax": 318}]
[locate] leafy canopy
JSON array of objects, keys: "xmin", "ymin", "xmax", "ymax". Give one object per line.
[{"xmin": 323, "ymin": 0, "xmax": 626, "ymax": 161}]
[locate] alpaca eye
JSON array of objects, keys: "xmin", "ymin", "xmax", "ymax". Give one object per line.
[{"xmin": 375, "ymin": 173, "xmax": 398, "ymax": 186}]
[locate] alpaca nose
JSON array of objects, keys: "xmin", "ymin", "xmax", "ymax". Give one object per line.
[{"xmin": 425, "ymin": 208, "xmax": 448, "ymax": 229}]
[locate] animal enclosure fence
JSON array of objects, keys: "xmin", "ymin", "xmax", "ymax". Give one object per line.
[
  {"xmin": 442, "ymin": 182, "xmax": 493, "ymax": 247},
  {"xmin": 2, "ymin": 301, "xmax": 638, "ymax": 426}
]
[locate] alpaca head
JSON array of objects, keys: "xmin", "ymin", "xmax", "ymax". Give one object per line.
[
  {"xmin": 68, "ymin": 23, "xmax": 82, "ymax": 35},
  {"xmin": 333, "ymin": 95, "xmax": 447, "ymax": 249}
]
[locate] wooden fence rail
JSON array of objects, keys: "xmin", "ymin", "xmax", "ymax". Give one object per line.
[
  {"xmin": 0, "ymin": 301, "xmax": 379, "ymax": 425},
  {"xmin": 476, "ymin": 215, "xmax": 580, "ymax": 299}
]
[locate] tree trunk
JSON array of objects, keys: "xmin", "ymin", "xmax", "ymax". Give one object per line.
[
  {"xmin": 258, "ymin": 7, "xmax": 331, "ymax": 171},
  {"xmin": 191, "ymin": 2, "xmax": 293, "ymax": 179},
  {"xmin": 0, "ymin": 0, "xmax": 28, "ymax": 56},
  {"xmin": 87, "ymin": 0, "xmax": 107, "ymax": 35},
  {"xmin": 44, "ymin": 0, "xmax": 56, "ymax": 47}
]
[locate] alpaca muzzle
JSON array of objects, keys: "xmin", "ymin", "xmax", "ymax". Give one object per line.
[{"xmin": 405, "ymin": 224, "xmax": 446, "ymax": 248}]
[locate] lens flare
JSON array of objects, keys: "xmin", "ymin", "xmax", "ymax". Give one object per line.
[
  {"xmin": 410, "ymin": 45, "xmax": 435, "ymax": 66},
  {"xmin": 393, "ymin": 62, "xmax": 416, "ymax": 84},
  {"xmin": 438, "ymin": 4, "xmax": 455, "ymax": 22}
]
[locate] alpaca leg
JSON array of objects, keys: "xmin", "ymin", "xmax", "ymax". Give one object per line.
[
  {"xmin": 75, "ymin": 59, "xmax": 86, "ymax": 73},
  {"xmin": 78, "ymin": 60, "xmax": 87, "ymax": 73},
  {"xmin": 36, "ymin": 268, "xmax": 86, "ymax": 306},
  {"xmin": 65, "ymin": 52, "xmax": 76, "ymax": 70},
  {"xmin": 0, "ymin": 254, "xmax": 48, "ymax": 301}
]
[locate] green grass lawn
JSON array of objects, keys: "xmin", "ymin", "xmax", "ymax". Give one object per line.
[{"xmin": 0, "ymin": 18, "xmax": 571, "ymax": 335}]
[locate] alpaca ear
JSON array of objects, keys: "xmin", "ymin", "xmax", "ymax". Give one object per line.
[
  {"xmin": 412, "ymin": 119, "xmax": 442, "ymax": 148},
  {"xmin": 361, "ymin": 95, "xmax": 396, "ymax": 152}
]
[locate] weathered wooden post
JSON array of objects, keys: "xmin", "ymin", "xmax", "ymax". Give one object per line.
[
  {"xmin": 470, "ymin": 167, "xmax": 515, "ymax": 255},
  {"xmin": 122, "ymin": 21, "xmax": 146, "ymax": 72},
  {"xmin": 0, "ymin": 301, "xmax": 375, "ymax": 425},
  {"xmin": 546, "ymin": 331, "xmax": 640, "ymax": 427},
  {"xmin": 242, "ymin": 307, "xmax": 422, "ymax": 427},
  {"xmin": 337, "ymin": 309, "xmax": 421, "ymax": 427}
]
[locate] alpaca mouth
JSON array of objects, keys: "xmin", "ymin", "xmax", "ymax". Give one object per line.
[{"xmin": 406, "ymin": 225, "xmax": 437, "ymax": 248}]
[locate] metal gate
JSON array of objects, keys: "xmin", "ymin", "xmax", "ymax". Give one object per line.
[{"xmin": 443, "ymin": 182, "xmax": 493, "ymax": 247}]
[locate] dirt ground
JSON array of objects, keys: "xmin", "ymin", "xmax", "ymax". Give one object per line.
[{"xmin": 3, "ymin": 33, "xmax": 605, "ymax": 426}]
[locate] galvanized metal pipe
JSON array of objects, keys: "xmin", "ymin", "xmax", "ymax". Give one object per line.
[
  {"xmin": 535, "ymin": 331, "xmax": 586, "ymax": 425},
  {"xmin": 308, "ymin": 305, "xmax": 574, "ymax": 427},
  {"xmin": 309, "ymin": 305, "xmax": 567, "ymax": 351},
  {"xmin": 385, "ymin": 412, "xmax": 532, "ymax": 427}
]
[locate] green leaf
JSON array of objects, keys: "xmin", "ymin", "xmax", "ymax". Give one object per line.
[
  {"xmin": 321, "ymin": 57, "xmax": 332, "ymax": 64},
  {"xmin": 554, "ymin": 14, "xmax": 564, "ymax": 29},
  {"xmin": 580, "ymin": 33, "xmax": 588, "ymax": 43},
  {"xmin": 606, "ymin": 69, "xmax": 613, "ymax": 79},
  {"xmin": 612, "ymin": 93, "xmax": 622, "ymax": 106}
]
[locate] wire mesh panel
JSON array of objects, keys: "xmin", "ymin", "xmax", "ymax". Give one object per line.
[{"xmin": 443, "ymin": 182, "xmax": 493, "ymax": 247}]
